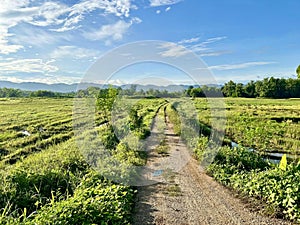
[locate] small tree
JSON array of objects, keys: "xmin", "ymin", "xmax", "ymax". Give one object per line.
[
  {"xmin": 129, "ymin": 108, "xmax": 142, "ymax": 130},
  {"xmin": 296, "ymin": 65, "xmax": 300, "ymax": 79},
  {"xmin": 222, "ymin": 80, "xmax": 236, "ymax": 97},
  {"xmin": 97, "ymin": 86, "xmax": 118, "ymax": 122}
]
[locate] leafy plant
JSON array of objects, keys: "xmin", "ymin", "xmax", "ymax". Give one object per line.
[{"xmin": 207, "ymin": 147, "xmax": 300, "ymax": 222}]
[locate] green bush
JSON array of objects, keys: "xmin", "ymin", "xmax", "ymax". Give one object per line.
[
  {"xmin": 207, "ymin": 146, "xmax": 300, "ymax": 222},
  {"xmin": 114, "ymin": 141, "xmax": 146, "ymax": 166},
  {"xmin": 30, "ymin": 172, "xmax": 136, "ymax": 225},
  {"xmin": 193, "ymin": 136, "xmax": 209, "ymax": 160},
  {"xmin": 213, "ymin": 146, "xmax": 270, "ymax": 172},
  {"xmin": 0, "ymin": 140, "xmax": 89, "ymax": 220}
]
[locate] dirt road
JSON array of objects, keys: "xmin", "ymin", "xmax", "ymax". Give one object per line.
[{"xmin": 133, "ymin": 110, "xmax": 293, "ymax": 225}]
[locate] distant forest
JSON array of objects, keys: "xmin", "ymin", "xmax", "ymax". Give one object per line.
[
  {"xmin": 187, "ymin": 77, "xmax": 300, "ymax": 98},
  {"xmin": 0, "ymin": 76, "xmax": 300, "ymax": 99},
  {"xmin": 0, "ymin": 89, "xmax": 75, "ymax": 98}
]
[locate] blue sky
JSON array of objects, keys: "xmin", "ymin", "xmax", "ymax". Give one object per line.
[{"xmin": 0, "ymin": 0, "xmax": 299, "ymax": 85}]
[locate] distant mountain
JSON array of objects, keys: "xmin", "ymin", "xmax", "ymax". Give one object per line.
[
  {"xmin": 0, "ymin": 81, "xmax": 221, "ymax": 93},
  {"xmin": 0, "ymin": 81, "xmax": 106, "ymax": 93}
]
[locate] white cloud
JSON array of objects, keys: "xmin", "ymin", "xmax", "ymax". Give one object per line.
[
  {"xmin": 0, "ymin": 1, "xmax": 58, "ymax": 54},
  {"xmin": 189, "ymin": 36, "xmax": 227, "ymax": 51},
  {"xmin": 0, "ymin": 0, "xmax": 30, "ymax": 13},
  {"xmin": 29, "ymin": 2, "xmax": 68, "ymax": 27},
  {"xmin": 12, "ymin": 27, "xmax": 70, "ymax": 47},
  {"xmin": 165, "ymin": 7, "xmax": 171, "ymax": 11},
  {"xmin": 199, "ymin": 36, "xmax": 227, "ymax": 46},
  {"xmin": 84, "ymin": 18, "xmax": 141, "ymax": 44},
  {"xmin": 150, "ymin": 0, "xmax": 183, "ymax": 7},
  {"xmin": 209, "ymin": 62, "xmax": 276, "ymax": 71},
  {"xmin": 177, "ymin": 36, "xmax": 228, "ymax": 57},
  {"xmin": 0, "ymin": 74, "xmax": 82, "ymax": 84},
  {"xmin": 84, "ymin": 21, "xmax": 131, "ymax": 41},
  {"xmin": 0, "ymin": 0, "xmax": 136, "ymax": 54},
  {"xmin": 199, "ymin": 51, "xmax": 231, "ymax": 57},
  {"xmin": 50, "ymin": 0, "xmax": 134, "ymax": 32},
  {"xmin": 0, "ymin": 1, "xmax": 39, "ymax": 54},
  {"xmin": 156, "ymin": 10, "xmax": 161, "ymax": 14},
  {"xmin": 51, "ymin": 46, "xmax": 100, "ymax": 59},
  {"xmin": 131, "ymin": 17, "xmax": 143, "ymax": 24},
  {"xmin": 0, "ymin": 58, "xmax": 58, "ymax": 74},
  {"xmin": 32, "ymin": 0, "xmax": 133, "ymax": 31},
  {"xmin": 0, "ymin": 39, "xmax": 23, "ymax": 55},
  {"xmin": 189, "ymin": 44, "xmax": 210, "ymax": 52},
  {"xmin": 159, "ymin": 43, "xmax": 189, "ymax": 57},
  {"xmin": 69, "ymin": 0, "xmax": 131, "ymax": 18},
  {"xmin": 178, "ymin": 37, "xmax": 200, "ymax": 44},
  {"xmin": 159, "ymin": 36, "xmax": 228, "ymax": 58}
]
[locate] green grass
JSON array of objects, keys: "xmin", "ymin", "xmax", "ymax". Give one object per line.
[
  {"xmin": 0, "ymin": 97, "xmax": 165, "ymax": 224},
  {"xmin": 2, "ymin": 96, "xmax": 300, "ymax": 224},
  {"xmin": 165, "ymin": 103, "xmax": 181, "ymax": 136},
  {"xmin": 155, "ymin": 139, "xmax": 170, "ymax": 156},
  {"xmin": 191, "ymin": 97, "xmax": 300, "ymax": 223},
  {"xmin": 0, "ymin": 98, "xmax": 106, "ymax": 164},
  {"xmin": 0, "ymin": 98, "xmax": 74, "ymax": 163},
  {"xmin": 206, "ymin": 146, "xmax": 300, "ymax": 222},
  {"xmin": 193, "ymin": 98, "xmax": 300, "ymax": 154}
]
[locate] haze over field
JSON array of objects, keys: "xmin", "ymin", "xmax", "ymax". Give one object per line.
[{"xmin": 0, "ymin": 0, "xmax": 299, "ymax": 85}]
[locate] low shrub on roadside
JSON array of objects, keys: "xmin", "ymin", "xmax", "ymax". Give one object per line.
[
  {"xmin": 207, "ymin": 146, "xmax": 300, "ymax": 222},
  {"xmin": 30, "ymin": 172, "xmax": 136, "ymax": 225}
]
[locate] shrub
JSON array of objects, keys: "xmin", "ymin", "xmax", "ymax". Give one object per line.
[
  {"xmin": 30, "ymin": 172, "xmax": 136, "ymax": 225},
  {"xmin": 207, "ymin": 147, "xmax": 300, "ymax": 222}
]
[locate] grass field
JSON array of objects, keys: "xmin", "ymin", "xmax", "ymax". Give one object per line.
[
  {"xmin": 0, "ymin": 97, "xmax": 165, "ymax": 224},
  {"xmin": 0, "ymin": 96, "xmax": 300, "ymax": 223},
  {"xmin": 194, "ymin": 98, "xmax": 300, "ymax": 154},
  {"xmin": 0, "ymin": 98, "xmax": 75, "ymax": 164}
]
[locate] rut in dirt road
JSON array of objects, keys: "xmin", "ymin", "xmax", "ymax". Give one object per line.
[{"xmin": 133, "ymin": 106, "xmax": 293, "ymax": 225}]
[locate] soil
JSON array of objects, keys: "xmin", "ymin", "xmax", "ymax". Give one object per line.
[{"xmin": 132, "ymin": 112, "xmax": 294, "ymax": 225}]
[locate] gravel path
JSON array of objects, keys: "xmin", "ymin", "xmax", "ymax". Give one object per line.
[{"xmin": 133, "ymin": 109, "xmax": 294, "ymax": 225}]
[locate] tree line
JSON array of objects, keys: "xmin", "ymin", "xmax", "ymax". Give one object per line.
[
  {"xmin": 187, "ymin": 65, "xmax": 300, "ymax": 98},
  {"xmin": 0, "ymin": 88, "xmax": 74, "ymax": 98},
  {"xmin": 186, "ymin": 75, "xmax": 300, "ymax": 99},
  {"xmin": 1, "ymin": 75, "xmax": 300, "ymax": 99},
  {"xmin": 221, "ymin": 77, "xmax": 300, "ymax": 98}
]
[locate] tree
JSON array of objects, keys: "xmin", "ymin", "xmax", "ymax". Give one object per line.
[
  {"xmin": 97, "ymin": 86, "xmax": 118, "ymax": 122},
  {"xmin": 185, "ymin": 86, "xmax": 193, "ymax": 97},
  {"xmin": 129, "ymin": 108, "xmax": 142, "ymax": 130},
  {"xmin": 260, "ymin": 77, "xmax": 277, "ymax": 98},
  {"xmin": 129, "ymin": 84, "xmax": 137, "ymax": 95},
  {"xmin": 244, "ymin": 80, "xmax": 256, "ymax": 97},
  {"xmin": 254, "ymin": 80, "xmax": 264, "ymax": 97},
  {"xmin": 235, "ymin": 83, "xmax": 245, "ymax": 97},
  {"xmin": 297, "ymin": 65, "xmax": 300, "ymax": 79},
  {"xmin": 190, "ymin": 87, "xmax": 204, "ymax": 98},
  {"xmin": 222, "ymin": 80, "xmax": 236, "ymax": 97},
  {"xmin": 30, "ymin": 90, "xmax": 56, "ymax": 97}
]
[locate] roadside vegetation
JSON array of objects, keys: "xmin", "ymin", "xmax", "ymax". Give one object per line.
[
  {"xmin": 193, "ymin": 98, "xmax": 300, "ymax": 223},
  {"xmin": 207, "ymin": 147, "xmax": 300, "ymax": 222}
]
